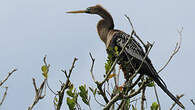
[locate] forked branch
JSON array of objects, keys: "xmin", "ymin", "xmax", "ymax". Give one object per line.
[{"xmin": 0, "ymin": 69, "xmax": 17, "ymax": 87}]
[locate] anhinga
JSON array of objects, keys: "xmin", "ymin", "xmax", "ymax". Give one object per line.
[{"xmin": 67, "ymin": 5, "xmax": 185, "ymax": 109}]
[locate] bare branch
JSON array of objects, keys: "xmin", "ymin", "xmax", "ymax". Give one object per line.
[
  {"xmin": 89, "ymin": 53, "xmax": 96, "ymax": 82},
  {"xmin": 93, "ymin": 95, "xmax": 105, "ymax": 107},
  {"xmin": 28, "ymin": 78, "xmax": 46, "ymax": 110},
  {"xmin": 46, "ymin": 80, "xmax": 57, "ymax": 95},
  {"xmin": 124, "ymin": 79, "xmax": 146, "ymax": 99},
  {"xmin": 56, "ymin": 58, "xmax": 78, "ymax": 110},
  {"xmin": 42, "ymin": 56, "xmax": 57, "ymax": 95},
  {"xmin": 154, "ymin": 84, "xmax": 161, "ymax": 110},
  {"xmin": 43, "ymin": 55, "xmax": 50, "ymax": 69},
  {"xmin": 169, "ymin": 94, "xmax": 184, "ymax": 110},
  {"xmin": 158, "ymin": 27, "xmax": 183, "ymax": 73},
  {"xmin": 0, "ymin": 86, "xmax": 8, "ymax": 106},
  {"xmin": 124, "ymin": 14, "xmax": 135, "ymax": 31},
  {"xmin": 128, "ymin": 74, "xmax": 143, "ymax": 90},
  {"xmin": 0, "ymin": 69, "xmax": 17, "ymax": 87},
  {"xmin": 124, "ymin": 15, "xmax": 148, "ymax": 51},
  {"xmin": 190, "ymin": 99, "xmax": 195, "ymax": 105},
  {"xmin": 104, "ymin": 79, "xmax": 146, "ymax": 110},
  {"xmin": 103, "ymin": 93, "xmax": 121, "ymax": 110},
  {"xmin": 141, "ymin": 86, "xmax": 146, "ymax": 110}
]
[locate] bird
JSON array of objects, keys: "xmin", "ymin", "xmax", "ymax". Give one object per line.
[{"xmin": 67, "ymin": 4, "xmax": 185, "ymax": 109}]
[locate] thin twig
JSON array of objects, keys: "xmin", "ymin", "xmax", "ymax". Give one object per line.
[
  {"xmin": 46, "ymin": 80, "xmax": 57, "ymax": 95},
  {"xmin": 97, "ymin": 84, "xmax": 109, "ymax": 103},
  {"xmin": 129, "ymin": 74, "xmax": 143, "ymax": 90},
  {"xmin": 28, "ymin": 78, "xmax": 46, "ymax": 110},
  {"xmin": 124, "ymin": 15, "xmax": 147, "ymax": 50},
  {"xmin": 89, "ymin": 53, "xmax": 96, "ymax": 82},
  {"xmin": 124, "ymin": 80, "xmax": 146, "ymax": 99},
  {"xmin": 103, "ymin": 93, "xmax": 121, "ymax": 110},
  {"xmin": 141, "ymin": 86, "xmax": 146, "ymax": 110},
  {"xmin": 0, "ymin": 69, "xmax": 17, "ymax": 87},
  {"xmin": 94, "ymin": 95, "xmax": 105, "ymax": 107},
  {"xmin": 158, "ymin": 27, "xmax": 183, "ymax": 73},
  {"xmin": 153, "ymin": 28, "xmax": 183, "ymax": 110},
  {"xmin": 154, "ymin": 84, "xmax": 161, "ymax": 110},
  {"xmin": 124, "ymin": 14, "xmax": 135, "ymax": 31},
  {"xmin": 190, "ymin": 99, "xmax": 195, "ymax": 105},
  {"xmin": 0, "ymin": 86, "xmax": 8, "ymax": 106},
  {"xmin": 170, "ymin": 94, "xmax": 184, "ymax": 110},
  {"xmin": 104, "ymin": 79, "xmax": 147, "ymax": 110}
]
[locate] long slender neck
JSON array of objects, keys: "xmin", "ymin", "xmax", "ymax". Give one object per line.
[{"xmin": 97, "ymin": 9, "xmax": 114, "ymax": 45}]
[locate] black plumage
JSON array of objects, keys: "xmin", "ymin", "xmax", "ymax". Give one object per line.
[{"xmin": 108, "ymin": 31, "xmax": 184, "ymax": 109}]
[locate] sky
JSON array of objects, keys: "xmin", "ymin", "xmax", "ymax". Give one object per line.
[{"xmin": 0, "ymin": 0, "xmax": 195, "ymax": 110}]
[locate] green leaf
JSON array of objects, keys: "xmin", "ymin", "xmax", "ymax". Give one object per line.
[
  {"xmin": 41, "ymin": 65, "xmax": 48, "ymax": 78},
  {"xmin": 69, "ymin": 84, "xmax": 74, "ymax": 91},
  {"xmin": 54, "ymin": 97, "xmax": 58, "ymax": 102},
  {"xmin": 67, "ymin": 90, "xmax": 74, "ymax": 97},
  {"xmin": 66, "ymin": 85, "xmax": 75, "ymax": 97},
  {"xmin": 150, "ymin": 102, "xmax": 159, "ymax": 110},
  {"xmin": 42, "ymin": 72, "xmax": 48, "ymax": 79},
  {"xmin": 105, "ymin": 59, "xmax": 113, "ymax": 74},
  {"xmin": 114, "ymin": 46, "xmax": 119, "ymax": 55},
  {"xmin": 94, "ymin": 88, "xmax": 97, "ymax": 96},
  {"xmin": 41, "ymin": 65, "xmax": 48, "ymax": 73},
  {"xmin": 89, "ymin": 87, "xmax": 94, "ymax": 93},
  {"xmin": 67, "ymin": 97, "xmax": 76, "ymax": 110},
  {"xmin": 54, "ymin": 97, "xmax": 58, "ymax": 107},
  {"xmin": 79, "ymin": 85, "xmax": 89, "ymax": 105},
  {"xmin": 147, "ymin": 81, "xmax": 155, "ymax": 87}
]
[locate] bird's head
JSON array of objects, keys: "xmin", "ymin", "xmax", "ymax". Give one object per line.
[{"xmin": 66, "ymin": 5, "xmax": 104, "ymax": 15}]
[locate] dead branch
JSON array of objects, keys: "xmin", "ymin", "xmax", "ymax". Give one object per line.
[
  {"xmin": 0, "ymin": 86, "xmax": 8, "ymax": 106},
  {"xmin": 55, "ymin": 58, "xmax": 78, "ymax": 110},
  {"xmin": 28, "ymin": 78, "xmax": 46, "ymax": 110},
  {"xmin": 89, "ymin": 52, "xmax": 110, "ymax": 103},
  {"xmin": 190, "ymin": 99, "xmax": 195, "ymax": 105},
  {"xmin": 153, "ymin": 84, "xmax": 161, "ymax": 110},
  {"xmin": 169, "ymin": 94, "xmax": 184, "ymax": 110},
  {"xmin": 89, "ymin": 53, "xmax": 96, "ymax": 82},
  {"xmin": 141, "ymin": 86, "xmax": 146, "ymax": 110},
  {"xmin": 124, "ymin": 15, "xmax": 149, "ymax": 52},
  {"xmin": 0, "ymin": 69, "xmax": 17, "ymax": 87},
  {"xmin": 158, "ymin": 27, "xmax": 183, "ymax": 73},
  {"xmin": 104, "ymin": 79, "xmax": 147, "ymax": 110}
]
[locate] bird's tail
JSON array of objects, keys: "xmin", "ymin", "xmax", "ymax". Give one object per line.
[{"xmin": 152, "ymin": 74, "xmax": 185, "ymax": 109}]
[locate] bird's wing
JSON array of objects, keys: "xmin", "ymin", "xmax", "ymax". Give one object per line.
[
  {"xmin": 112, "ymin": 32, "xmax": 167, "ymax": 87},
  {"xmin": 112, "ymin": 32, "xmax": 146, "ymax": 62}
]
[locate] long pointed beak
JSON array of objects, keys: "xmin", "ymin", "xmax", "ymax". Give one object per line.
[{"xmin": 66, "ymin": 10, "xmax": 87, "ymax": 14}]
